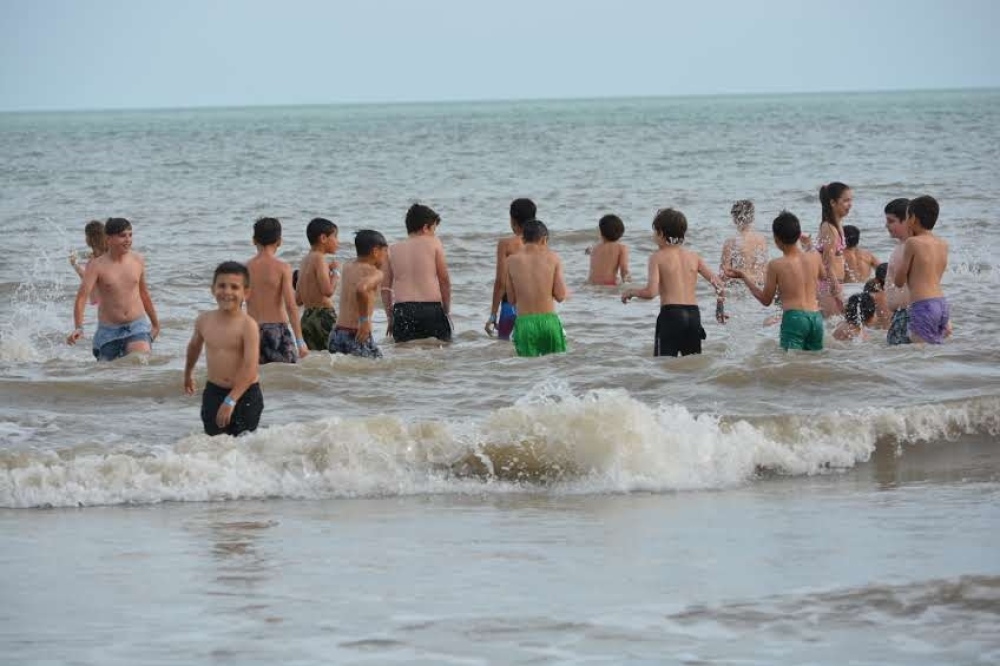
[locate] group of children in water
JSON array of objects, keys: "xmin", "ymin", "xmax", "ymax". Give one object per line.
[{"xmin": 65, "ymin": 184, "xmax": 952, "ymax": 437}]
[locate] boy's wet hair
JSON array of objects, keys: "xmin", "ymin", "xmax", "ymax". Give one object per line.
[
  {"xmin": 405, "ymin": 203, "xmax": 440, "ymax": 234},
  {"xmin": 105, "ymin": 217, "xmax": 132, "ymax": 236},
  {"xmin": 521, "ymin": 219, "xmax": 549, "ymax": 244},
  {"xmin": 730, "ymin": 199, "xmax": 754, "ymax": 228},
  {"xmin": 84, "ymin": 220, "xmax": 106, "ymax": 248},
  {"xmin": 772, "ymin": 210, "xmax": 801, "ymax": 245},
  {"xmin": 843, "ymin": 224, "xmax": 860, "ymax": 248},
  {"xmin": 875, "ymin": 262, "xmax": 888, "ymax": 284},
  {"xmin": 213, "ymin": 260, "xmax": 250, "ymax": 287},
  {"xmin": 653, "ymin": 208, "xmax": 687, "ymax": 245},
  {"xmin": 845, "ymin": 292, "xmax": 876, "ymax": 327},
  {"xmin": 907, "ymin": 195, "xmax": 939, "ymax": 230},
  {"xmin": 863, "ymin": 278, "xmax": 882, "ymax": 294},
  {"xmin": 510, "ymin": 198, "xmax": 537, "ymax": 227},
  {"xmin": 306, "ymin": 218, "xmax": 337, "ymax": 246},
  {"xmin": 884, "ymin": 198, "xmax": 909, "ymax": 220},
  {"xmin": 598, "ymin": 214, "xmax": 624, "ymax": 242},
  {"xmin": 355, "ymin": 229, "xmax": 388, "ymax": 256},
  {"xmin": 819, "ymin": 182, "xmax": 850, "ymax": 223},
  {"xmin": 254, "ymin": 217, "xmax": 282, "ymax": 246}
]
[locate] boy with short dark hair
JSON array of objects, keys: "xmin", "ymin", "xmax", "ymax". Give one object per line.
[
  {"xmin": 586, "ymin": 214, "xmax": 631, "ymax": 285},
  {"xmin": 727, "ymin": 211, "xmax": 828, "ymax": 351},
  {"xmin": 486, "ymin": 198, "xmax": 535, "ymax": 338},
  {"xmin": 833, "ymin": 292, "xmax": 877, "ymax": 341},
  {"xmin": 296, "ymin": 217, "xmax": 340, "ymax": 350},
  {"xmin": 622, "ymin": 208, "xmax": 724, "ymax": 356},
  {"xmin": 246, "ymin": 217, "xmax": 308, "ymax": 363},
  {"xmin": 842, "ymin": 224, "xmax": 880, "ymax": 283},
  {"xmin": 893, "ymin": 195, "xmax": 950, "ymax": 344},
  {"xmin": 883, "ymin": 198, "xmax": 912, "ymax": 344},
  {"xmin": 504, "ymin": 219, "xmax": 568, "ymax": 357},
  {"xmin": 328, "ymin": 230, "xmax": 389, "ymax": 358},
  {"xmin": 184, "ymin": 261, "xmax": 263, "ymax": 437}
]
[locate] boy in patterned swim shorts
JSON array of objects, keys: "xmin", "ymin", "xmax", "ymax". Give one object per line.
[
  {"xmin": 246, "ymin": 217, "xmax": 308, "ymax": 364},
  {"xmin": 328, "ymin": 230, "xmax": 389, "ymax": 358}
]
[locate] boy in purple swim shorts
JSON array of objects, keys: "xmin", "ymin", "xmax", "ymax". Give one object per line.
[{"xmin": 893, "ymin": 195, "xmax": 952, "ymax": 344}]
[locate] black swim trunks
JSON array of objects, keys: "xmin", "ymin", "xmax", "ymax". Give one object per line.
[
  {"xmin": 654, "ymin": 304, "xmax": 706, "ymax": 357},
  {"xmin": 201, "ymin": 381, "xmax": 264, "ymax": 437},
  {"xmin": 391, "ymin": 302, "xmax": 452, "ymax": 343}
]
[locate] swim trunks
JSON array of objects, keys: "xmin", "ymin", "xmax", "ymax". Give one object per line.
[
  {"xmin": 259, "ymin": 323, "xmax": 297, "ymax": 364},
  {"xmin": 327, "ymin": 326, "xmax": 382, "ymax": 358},
  {"xmin": 201, "ymin": 381, "xmax": 264, "ymax": 437},
  {"xmin": 301, "ymin": 307, "xmax": 336, "ymax": 351},
  {"xmin": 779, "ymin": 309, "xmax": 824, "ymax": 351},
  {"xmin": 497, "ymin": 299, "xmax": 516, "ymax": 341},
  {"xmin": 92, "ymin": 317, "xmax": 152, "ymax": 361},
  {"xmin": 391, "ymin": 302, "xmax": 452, "ymax": 343},
  {"xmin": 512, "ymin": 312, "xmax": 567, "ymax": 357},
  {"xmin": 886, "ymin": 308, "xmax": 911, "ymax": 345},
  {"xmin": 654, "ymin": 304, "xmax": 706, "ymax": 357},
  {"xmin": 908, "ymin": 297, "xmax": 950, "ymax": 344}
]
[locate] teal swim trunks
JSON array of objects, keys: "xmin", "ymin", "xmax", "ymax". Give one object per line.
[
  {"xmin": 512, "ymin": 312, "xmax": 567, "ymax": 358},
  {"xmin": 779, "ymin": 309, "xmax": 824, "ymax": 351}
]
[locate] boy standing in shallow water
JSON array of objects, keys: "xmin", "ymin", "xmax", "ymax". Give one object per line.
[
  {"xmin": 328, "ymin": 230, "xmax": 389, "ymax": 358},
  {"xmin": 184, "ymin": 262, "xmax": 262, "ymax": 437},
  {"xmin": 586, "ymin": 214, "xmax": 631, "ymax": 285},
  {"xmin": 66, "ymin": 217, "xmax": 160, "ymax": 361},
  {"xmin": 246, "ymin": 217, "xmax": 308, "ymax": 364},
  {"xmin": 727, "ymin": 211, "xmax": 828, "ymax": 351},
  {"xmin": 486, "ymin": 198, "xmax": 535, "ymax": 339},
  {"xmin": 505, "ymin": 219, "xmax": 569, "ymax": 357},
  {"xmin": 893, "ymin": 195, "xmax": 950, "ymax": 344},
  {"xmin": 883, "ymin": 198, "xmax": 913, "ymax": 344},
  {"xmin": 622, "ymin": 208, "xmax": 725, "ymax": 357},
  {"xmin": 296, "ymin": 218, "xmax": 340, "ymax": 351}
]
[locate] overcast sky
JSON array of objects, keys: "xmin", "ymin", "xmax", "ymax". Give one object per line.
[{"xmin": 1, "ymin": 0, "xmax": 997, "ymax": 111}]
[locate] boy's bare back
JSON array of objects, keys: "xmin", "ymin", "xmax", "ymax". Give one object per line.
[
  {"xmin": 247, "ymin": 253, "xmax": 296, "ymax": 324},
  {"xmin": 898, "ymin": 234, "xmax": 948, "ymax": 302},
  {"xmin": 338, "ymin": 260, "xmax": 384, "ymax": 327},
  {"xmin": 720, "ymin": 232, "xmax": 768, "ymax": 286},
  {"xmin": 768, "ymin": 251, "xmax": 824, "ymax": 311},
  {"xmin": 195, "ymin": 309, "xmax": 260, "ymax": 387},
  {"xmin": 387, "ymin": 235, "xmax": 448, "ymax": 304},
  {"xmin": 587, "ymin": 241, "xmax": 629, "ymax": 285},
  {"xmin": 649, "ymin": 246, "xmax": 713, "ymax": 306},
  {"xmin": 297, "ymin": 250, "xmax": 337, "ymax": 309},
  {"xmin": 506, "ymin": 246, "xmax": 566, "ymax": 316}
]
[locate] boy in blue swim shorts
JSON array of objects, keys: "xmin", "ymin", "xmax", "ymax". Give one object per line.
[{"xmin": 486, "ymin": 198, "xmax": 535, "ymax": 340}]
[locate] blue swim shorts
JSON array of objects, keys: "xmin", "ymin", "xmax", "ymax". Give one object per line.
[{"xmin": 92, "ymin": 317, "xmax": 153, "ymax": 361}]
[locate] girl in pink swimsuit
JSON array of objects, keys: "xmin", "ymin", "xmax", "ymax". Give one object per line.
[{"xmin": 816, "ymin": 182, "xmax": 852, "ymax": 317}]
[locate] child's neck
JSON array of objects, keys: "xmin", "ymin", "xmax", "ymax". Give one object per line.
[
  {"xmin": 357, "ymin": 255, "xmax": 380, "ymax": 266},
  {"xmin": 911, "ymin": 227, "xmax": 933, "ymax": 238},
  {"xmin": 256, "ymin": 244, "xmax": 279, "ymax": 256},
  {"xmin": 778, "ymin": 243, "xmax": 801, "ymax": 256}
]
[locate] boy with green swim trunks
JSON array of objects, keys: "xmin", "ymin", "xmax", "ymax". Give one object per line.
[
  {"xmin": 296, "ymin": 218, "xmax": 340, "ymax": 350},
  {"xmin": 726, "ymin": 211, "xmax": 829, "ymax": 351},
  {"xmin": 504, "ymin": 219, "xmax": 569, "ymax": 357}
]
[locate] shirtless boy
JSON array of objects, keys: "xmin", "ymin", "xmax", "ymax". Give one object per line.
[
  {"xmin": 184, "ymin": 262, "xmax": 263, "ymax": 437},
  {"xmin": 717, "ymin": 199, "xmax": 768, "ymax": 322},
  {"xmin": 727, "ymin": 211, "xmax": 828, "ymax": 351},
  {"xmin": 328, "ymin": 230, "xmax": 389, "ymax": 358},
  {"xmin": 893, "ymin": 195, "xmax": 950, "ymax": 344},
  {"xmin": 883, "ymin": 198, "xmax": 913, "ymax": 344},
  {"xmin": 485, "ymin": 198, "xmax": 535, "ymax": 339},
  {"xmin": 586, "ymin": 214, "xmax": 630, "ymax": 285},
  {"xmin": 246, "ymin": 217, "xmax": 308, "ymax": 364},
  {"xmin": 382, "ymin": 203, "xmax": 452, "ymax": 343},
  {"xmin": 504, "ymin": 219, "xmax": 568, "ymax": 357},
  {"xmin": 842, "ymin": 225, "xmax": 880, "ymax": 283},
  {"xmin": 296, "ymin": 217, "xmax": 340, "ymax": 350},
  {"xmin": 66, "ymin": 217, "xmax": 160, "ymax": 361},
  {"xmin": 622, "ymin": 208, "xmax": 724, "ymax": 357}
]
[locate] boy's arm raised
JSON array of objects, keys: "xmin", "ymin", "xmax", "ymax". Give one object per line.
[
  {"xmin": 622, "ymin": 253, "xmax": 659, "ymax": 302},
  {"xmin": 138, "ymin": 257, "xmax": 160, "ymax": 341},
  {"xmin": 216, "ymin": 319, "xmax": 260, "ymax": 430},
  {"xmin": 281, "ymin": 264, "xmax": 308, "ymax": 358},
  {"xmin": 183, "ymin": 317, "xmax": 205, "ymax": 395}
]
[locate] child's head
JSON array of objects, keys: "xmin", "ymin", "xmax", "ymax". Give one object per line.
[
  {"xmin": 907, "ymin": 195, "xmax": 939, "ymax": 231},
  {"xmin": 772, "ymin": 210, "xmax": 801, "ymax": 247},
  {"xmin": 253, "ymin": 217, "xmax": 282, "ymax": 247},
  {"xmin": 521, "ymin": 219, "xmax": 549, "ymax": 245},
  {"xmin": 843, "ymin": 224, "xmax": 860, "ymax": 248},
  {"xmin": 730, "ymin": 199, "xmax": 755, "ymax": 229},
  {"xmin": 884, "ymin": 198, "xmax": 910, "ymax": 240},
  {"xmin": 306, "ymin": 217, "xmax": 338, "ymax": 249},
  {"xmin": 875, "ymin": 262, "xmax": 888, "ymax": 285},
  {"xmin": 84, "ymin": 220, "xmax": 106, "ymax": 254},
  {"xmin": 844, "ymin": 292, "xmax": 876, "ymax": 327},
  {"xmin": 104, "ymin": 217, "xmax": 132, "ymax": 237},
  {"xmin": 598, "ymin": 214, "xmax": 624, "ymax": 242},
  {"xmin": 213, "ymin": 260, "xmax": 250, "ymax": 288},
  {"xmin": 819, "ymin": 181, "xmax": 852, "ymax": 224},
  {"xmin": 212, "ymin": 261, "xmax": 251, "ymax": 308},
  {"xmin": 509, "ymin": 198, "xmax": 536, "ymax": 230},
  {"xmin": 652, "ymin": 208, "xmax": 686, "ymax": 245},
  {"xmin": 354, "ymin": 229, "xmax": 389, "ymax": 259},
  {"xmin": 405, "ymin": 203, "xmax": 441, "ymax": 234}
]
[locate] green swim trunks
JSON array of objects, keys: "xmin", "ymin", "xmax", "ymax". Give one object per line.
[
  {"xmin": 779, "ymin": 309, "xmax": 824, "ymax": 351},
  {"xmin": 301, "ymin": 307, "xmax": 337, "ymax": 351},
  {"xmin": 512, "ymin": 312, "xmax": 567, "ymax": 358}
]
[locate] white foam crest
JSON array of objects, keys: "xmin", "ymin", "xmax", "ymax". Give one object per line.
[{"xmin": 2, "ymin": 387, "xmax": 997, "ymax": 508}]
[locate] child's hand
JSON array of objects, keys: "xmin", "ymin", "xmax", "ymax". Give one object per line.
[
  {"xmin": 584, "ymin": 246, "xmax": 592, "ymax": 256},
  {"xmin": 183, "ymin": 374, "xmax": 196, "ymax": 396},
  {"xmin": 297, "ymin": 340, "xmax": 309, "ymax": 358},
  {"xmin": 484, "ymin": 315, "xmax": 496, "ymax": 336},
  {"xmin": 216, "ymin": 403, "xmax": 234, "ymax": 429},
  {"xmin": 715, "ymin": 300, "xmax": 728, "ymax": 324},
  {"xmin": 621, "ymin": 290, "xmax": 633, "ymax": 304},
  {"xmin": 69, "ymin": 251, "xmax": 78, "ymax": 266},
  {"xmin": 151, "ymin": 323, "xmax": 160, "ymax": 342},
  {"xmin": 723, "ymin": 268, "xmax": 743, "ymax": 279},
  {"xmin": 356, "ymin": 320, "xmax": 372, "ymax": 342},
  {"xmin": 66, "ymin": 327, "xmax": 83, "ymax": 345}
]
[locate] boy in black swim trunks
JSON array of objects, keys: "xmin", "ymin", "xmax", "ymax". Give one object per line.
[{"xmin": 184, "ymin": 262, "xmax": 263, "ymax": 436}]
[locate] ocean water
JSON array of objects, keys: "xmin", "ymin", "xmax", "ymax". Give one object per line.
[{"xmin": 1, "ymin": 90, "xmax": 998, "ymax": 664}]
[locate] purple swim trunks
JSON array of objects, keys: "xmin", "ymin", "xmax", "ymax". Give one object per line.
[{"xmin": 908, "ymin": 297, "xmax": 950, "ymax": 344}]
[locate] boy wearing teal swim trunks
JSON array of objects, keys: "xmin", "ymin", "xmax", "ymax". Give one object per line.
[
  {"xmin": 504, "ymin": 219, "xmax": 568, "ymax": 357},
  {"xmin": 727, "ymin": 211, "xmax": 828, "ymax": 351}
]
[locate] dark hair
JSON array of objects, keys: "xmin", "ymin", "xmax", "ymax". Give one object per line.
[
  {"xmin": 509, "ymin": 198, "xmax": 537, "ymax": 227},
  {"xmin": 843, "ymin": 224, "xmax": 860, "ymax": 248},
  {"xmin": 213, "ymin": 260, "xmax": 250, "ymax": 287},
  {"xmin": 104, "ymin": 217, "xmax": 132, "ymax": 236},
  {"xmin": 907, "ymin": 195, "xmax": 939, "ymax": 230},
  {"xmin": 863, "ymin": 278, "xmax": 882, "ymax": 294},
  {"xmin": 598, "ymin": 214, "xmax": 624, "ymax": 242},
  {"xmin": 306, "ymin": 217, "xmax": 337, "ymax": 246},
  {"xmin": 253, "ymin": 217, "xmax": 282, "ymax": 246},
  {"xmin": 355, "ymin": 229, "xmax": 388, "ymax": 256},
  {"xmin": 772, "ymin": 210, "xmax": 802, "ymax": 245},
  {"xmin": 405, "ymin": 203, "xmax": 440, "ymax": 234},
  {"xmin": 819, "ymin": 182, "xmax": 850, "ymax": 225},
  {"xmin": 521, "ymin": 219, "xmax": 549, "ymax": 244},
  {"xmin": 875, "ymin": 262, "xmax": 888, "ymax": 284},
  {"xmin": 653, "ymin": 208, "xmax": 687, "ymax": 244},
  {"xmin": 884, "ymin": 198, "xmax": 909, "ymax": 220},
  {"xmin": 845, "ymin": 292, "xmax": 876, "ymax": 327}
]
